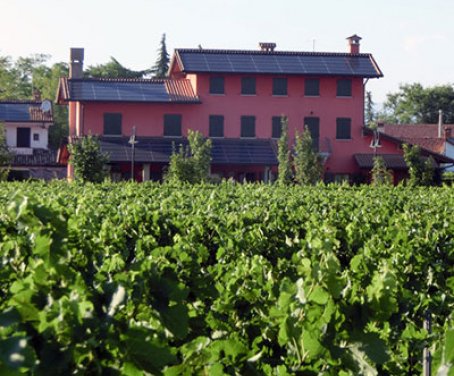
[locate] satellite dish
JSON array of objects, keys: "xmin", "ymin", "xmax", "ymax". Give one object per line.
[{"xmin": 41, "ymin": 100, "xmax": 52, "ymax": 113}]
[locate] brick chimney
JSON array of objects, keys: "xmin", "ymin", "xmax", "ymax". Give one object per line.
[
  {"xmin": 32, "ymin": 89, "xmax": 41, "ymax": 102},
  {"xmin": 346, "ymin": 34, "xmax": 362, "ymax": 54},
  {"xmin": 259, "ymin": 42, "xmax": 276, "ymax": 52},
  {"xmin": 69, "ymin": 48, "xmax": 84, "ymax": 79}
]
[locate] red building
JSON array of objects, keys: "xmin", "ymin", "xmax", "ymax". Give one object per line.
[{"xmin": 56, "ymin": 36, "xmax": 452, "ymax": 183}]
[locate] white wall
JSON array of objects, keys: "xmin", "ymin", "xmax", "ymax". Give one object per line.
[{"xmin": 5, "ymin": 122, "xmax": 49, "ymax": 149}]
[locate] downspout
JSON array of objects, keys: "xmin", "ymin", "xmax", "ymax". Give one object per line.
[{"xmin": 438, "ymin": 109, "xmax": 443, "ymax": 138}]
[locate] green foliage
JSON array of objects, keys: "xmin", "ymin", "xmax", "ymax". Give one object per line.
[
  {"xmin": 365, "ymin": 91, "xmax": 376, "ymax": 127},
  {"xmin": 0, "ymin": 182, "xmax": 452, "ymax": 374},
  {"xmin": 152, "ymin": 33, "xmax": 170, "ymax": 78},
  {"xmin": 85, "ymin": 57, "xmax": 150, "ymax": 79},
  {"xmin": 277, "ymin": 116, "xmax": 291, "ymax": 185},
  {"xmin": 68, "ymin": 135, "xmax": 109, "ymax": 183},
  {"xmin": 381, "ymin": 83, "xmax": 454, "ymax": 124},
  {"xmin": 293, "ymin": 126, "xmax": 323, "ymax": 185},
  {"xmin": 165, "ymin": 130, "xmax": 212, "ymax": 184},
  {"xmin": 371, "ymin": 156, "xmax": 392, "ymax": 185},
  {"xmin": 403, "ymin": 144, "xmax": 435, "ymax": 186},
  {"xmin": 0, "ymin": 122, "xmax": 11, "ymax": 181}
]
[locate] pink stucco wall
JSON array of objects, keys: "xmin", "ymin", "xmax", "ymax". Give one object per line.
[{"xmin": 70, "ymin": 73, "xmax": 391, "ymax": 175}]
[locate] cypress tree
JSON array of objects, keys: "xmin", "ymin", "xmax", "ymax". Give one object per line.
[
  {"xmin": 0, "ymin": 122, "xmax": 11, "ymax": 180},
  {"xmin": 152, "ymin": 34, "xmax": 170, "ymax": 78},
  {"xmin": 293, "ymin": 126, "xmax": 323, "ymax": 185},
  {"xmin": 277, "ymin": 116, "xmax": 292, "ymax": 185}
]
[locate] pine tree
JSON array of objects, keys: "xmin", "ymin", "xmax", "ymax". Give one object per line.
[
  {"xmin": 68, "ymin": 135, "xmax": 109, "ymax": 183},
  {"xmin": 152, "ymin": 34, "xmax": 170, "ymax": 78},
  {"xmin": 0, "ymin": 122, "xmax": 11, "ymax": 180},
  {"xmin": 293, "ymin": 126, "xmax": 323, "ymax": 185},
  {"xmin": 277, "ymin": 116, "xmax": 292, "ymax": 185}
]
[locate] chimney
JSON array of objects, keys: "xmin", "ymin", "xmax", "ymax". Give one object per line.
[
  {"xmin": 346, "ymin": 34, "xmax": 362, "ymax": 54},
  {"xmin": 259, "ymin": 42, "xmax": 276, "ymax": 52},
  {"xmin": 69, "ymin": 48, "xmax": 84, "ymax": 79},
  {"xmin": 32, "ymin": 89, "xmax": 41, "ymax": 102},
  {"xmin": 438, "ymin": 109, "xmax": 443, "ymax": 138}
]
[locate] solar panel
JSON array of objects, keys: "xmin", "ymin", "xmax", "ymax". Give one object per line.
[
  {"xmin": 70, "ymin": 81, "xmax": 173, "ymax": 102},
  {"xmin": 0, "ymin": 103, "xmax": 32, "ymax": 122},
  {"xmin": 178, "ymin": 51, "xmax": 382, "ymax": 77},
  {"xmin": 99, "ymin": 137, "xmax": 278, "ymax": 165}
]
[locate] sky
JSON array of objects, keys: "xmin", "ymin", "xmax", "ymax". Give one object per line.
[{"xmin": 1, "ymin": 0, "xmax": 453, "ymax": 104}]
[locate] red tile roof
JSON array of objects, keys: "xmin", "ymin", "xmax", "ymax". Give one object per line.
[
  {"xmin": 381, "ymin": 124, "xmax": 454, "ymax": 138},
  {"xmin": 380, "ymin": 124, "xmax": 454, "ymax": 154}
]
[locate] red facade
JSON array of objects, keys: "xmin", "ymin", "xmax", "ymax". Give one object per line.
[{"xmin": 57, "ymin": 37, "xmax": 452, "ymax": 183}]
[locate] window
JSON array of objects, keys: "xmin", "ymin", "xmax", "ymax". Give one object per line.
[
  {"xmin": 209, "ymin": 76, "xmax": 224, "ymax": 94},
  {"xmin": 103, "ymin": 113, "xmax": 122, "ymax": 136},
  {"xmin": 272, "ymin": 78, "xmax": 287, "ymax": 96},
  {"xmin": 33, "ymin": 133, "xmax": 40, "ymax": 141},
  {"xmin": 16, "ymin": 127, "xmax": 30, "ymax": 147},
  {"xmin": 241, "ymin": 116, "xmax": 255, "ymax": 138},
  {"xmin": 164, "ymin": 114, "xmax": 182, "ymax": 137},
  {"xmin": 336, "ymin": 118, "xmax": 351, "ymax": 139},
  {"xmin": 241, "ymin": 77, "xmax": 256, "ymax": 95},
  {"xmin": 305, "ymin": 79, "xmax": 320, "ymax": 96},
  {"xmin": 272, "ymin": 116, "xmax": 283, "ymax": 138},
  {"xmin": 209, "ymin": 115, "xmax": 224, "ymax": 137},
  {"xmin": 337, "ymin": 79, "xmax": 352, "ymax": 97},
  {"xmin": 303, "ymin": 117, "xmax": 320, "ymax": 152}
]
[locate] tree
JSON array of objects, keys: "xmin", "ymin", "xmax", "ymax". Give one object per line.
[
  {"xmin": 365, "ymin": 91, "xmax": 377, "ymax": 127},
  {"xmin": 85, "ymin": 57, "xmax": 150, "ymax": 79},
  {"xmin": 0, "ymin": 122, "xmax": 11, "ymax": 180},
  {"xmin": 152, "ymin": 34, "xmax": 170, "ymax": 78},
  {"xmin": 165, "ymin": 130, "xmax": 212, "ymax": 184},
  {"xmin": 403, "ymin": 144, "xmax": 434, "ymax": 186},
  {"xmin": 68, "ymin": 135, "xmax": 109, "ymax": 183},
  {"xmin": 293, "ymin": 126, "xmax": 323, "ymax": 185},
  {"xmin": 371, "ymin": 156, "xmax": 392, "ymax": 185},
  {"xmin": 277, "ymin": 116, "xmax": 291, "ymax": 185},
  {"xmin": 381, "ymin": 83, "xmax": 454, "ymax": 124}
]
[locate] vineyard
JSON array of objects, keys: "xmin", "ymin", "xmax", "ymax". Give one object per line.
[{"xmin": 0, "ymin": 182, "xmax": 453, "ymax": 375}]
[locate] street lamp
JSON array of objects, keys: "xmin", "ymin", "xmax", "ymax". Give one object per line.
[{"xmin": 128, "ymin": 126, "xmax": 138, "ymax": 181}]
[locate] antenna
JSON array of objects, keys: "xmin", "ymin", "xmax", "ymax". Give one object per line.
[{"xmin": 41, "ymin": 100, "xmax": 52, "ymax": 113}]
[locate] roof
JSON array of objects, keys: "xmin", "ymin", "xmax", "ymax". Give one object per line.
[
  {"xmin": 379, "ymin": 124, "xmax": 454, "ymax": 155},
  {"xmin": 173, "ymin": 48, "xmax": 383, "ymax": 78},
  {"xmin": 355, "ymin": 154, "xmax": 410, "ymax": 169},
  {"xmin": 57, "ymin": 78, "xmax": 201, "ymax": 104},
  {"xmin": 363, "ymin": 127, "xmax": 454, "ymax": 164},
  {"xmin": 0, "ymin": 100, "xmax": 53, "ymax": 123},
  {"xmin": 94, "ymin": 137, "xmax": 278, "ymax": 165},
  {"xmin": 12, "ymin": 149, "xmax": 60, "ymax": 167},
  {"xmin": 380, "ymin": 124, "xmax": 454, "ymax": 138}
]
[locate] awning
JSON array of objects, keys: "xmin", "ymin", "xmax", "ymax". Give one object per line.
[
  {"xmin": 354, "ymin": 153, "xmax": 438, "ymax": 170},
  {"xmin": 99, "ymin": 137, "xmax": 278, "ymax": 165}
]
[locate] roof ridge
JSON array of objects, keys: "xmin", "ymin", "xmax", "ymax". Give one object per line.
[
  {"xmin": 66, "ymin": 77, "xmax": 186, "ymax": 84},
  {"xmin": 0, "ymin": 99, "xmax": 44, "ymax": 104},
  {"xmin": 176, "ymin": 48, "xmax": 373, "ymax": 58}
]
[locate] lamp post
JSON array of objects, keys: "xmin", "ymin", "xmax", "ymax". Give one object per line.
[{"xmin": 128, "ymin": 126, "xmax": 138, "ymax": 181}]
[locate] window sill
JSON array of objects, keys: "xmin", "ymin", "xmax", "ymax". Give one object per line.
[
  {"xmin": 103, "ymin": 134, "xmax": 123, "ymax": 137},
  {"xmin": 335, "ymin": 138, "xmax": 352, "ymax": 141},
  {"xmin": 336, "ymin": 96, "xmax": 352, "ymax": 99},
  {"xmin": 304, "ymin": 95, "xmax": 320, "ymax": 98},
  {"xmin": 209, "ymin": 136, "xmax": 224, "ymax": 139},
  {"xmin": 240, "ymin": 136, "xmax": 256, "ymax": 139},
  {"xmin": 272, "ymin": 94, "xmax": 288, "ymax": 97},
  {"xmin": 163, "ymin": 135, "xmax": 183, "ymax": 138},
  {"xmin": 209, "ymin": 93, "xmax": 225, "ymax": 96},
  {"xmin": 240, "ymin": 94, "xmax": 257, "ymax": 96}
]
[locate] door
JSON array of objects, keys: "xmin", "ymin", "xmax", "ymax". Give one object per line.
[
  {"xmin": 17, "ymin": 127, "xmax": 31, "ymax": 148},
  {"xmin": 304, "ymin": 117, "xmax": 320, "ymax": 152}
]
